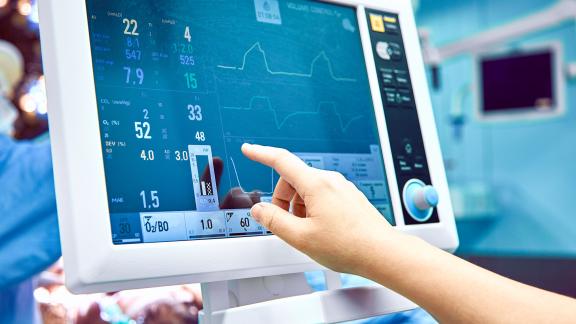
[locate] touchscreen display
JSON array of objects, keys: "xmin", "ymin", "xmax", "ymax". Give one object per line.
[{"xmin": 85, "ymin": 0, "xmax": 395, "ymax": 244}]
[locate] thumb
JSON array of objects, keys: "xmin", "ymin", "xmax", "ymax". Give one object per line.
[{"xmin": 251, "ymin": 202, "xmax": 307, "ymax": 247}]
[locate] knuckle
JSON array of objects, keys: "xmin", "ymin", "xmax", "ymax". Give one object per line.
[
  {"xmin": 329, "ymin": 171, "xmax": 346, "ymax": 181},
  {"xmin": 273, "ymin": 152, "xmax": 292, "ymax": 169},
  {"xmin": 278, "ymin": 148, "xmax": 290, "ymax": 156},
  {"xmin": 264, "ymin": 207, "xmax": 280, "ymax": 231},
  {"xmin": 276, "ymin": 148, "xmax": 291, "ymax": 162},
  {"xmin": 308, "ymin": 176, "xmax": 325, "ymax": 190},
  {"xmin": 269, "ymin": 149, "xmax": 286, "ymax": 163},
  {"xmin": 305, "ymin": 170, "xmax": 347, "ymax": 192},
  {"xmin": 271, "ymin": 191, "xmax": 281, "ymax": 202},
  {"xmin": 319, "ymin": 171, "xmax": 346, "ymax": 188}
]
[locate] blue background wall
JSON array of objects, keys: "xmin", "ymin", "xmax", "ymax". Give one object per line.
[{"xmin": 415, "ymin": 0, "xmax": 576, "ymax": 256}]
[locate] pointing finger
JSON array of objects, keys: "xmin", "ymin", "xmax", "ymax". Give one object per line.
[{"xmin": 242, "ymin": 144, "xmax": 312, "ymax": 193}]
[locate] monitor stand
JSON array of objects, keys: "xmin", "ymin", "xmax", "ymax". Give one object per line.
[{"xmin": 199, "ymin": 271, "xmax": 416, "ymax": 324}]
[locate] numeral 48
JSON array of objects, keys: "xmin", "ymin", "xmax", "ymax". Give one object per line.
[{"xmin": 195, "ymin": 131, "xmax": 206, "ymax": 142}]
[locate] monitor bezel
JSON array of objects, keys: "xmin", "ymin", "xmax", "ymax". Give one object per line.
[{"xmin": 40, "ymin": 0, "xmax": 458, "ymax": 294}]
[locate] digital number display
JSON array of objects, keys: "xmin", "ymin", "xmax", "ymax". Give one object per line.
[{"xmin": 85, "ymin": 0, "xmax": 395, "ymax": 244}]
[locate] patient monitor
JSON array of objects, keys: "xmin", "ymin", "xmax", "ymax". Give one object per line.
[{"xmin": 40, "ymin": 0, "xmax": 458, "ymax": 322}]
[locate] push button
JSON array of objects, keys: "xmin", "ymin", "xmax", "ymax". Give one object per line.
[
  {"xmin": 402, "ymin": 179, "xmax": 438, "ymax": 222},
  {"xmin": 375, "ymin": 42, "xmax": 402, "ymax": 61},
  {"xmin": 381, "ymin": 68, "xmax": 395, "ymax": 86},
  {"xmin": 398, "ymin": 89, "xmax": 413, "ymax": 106},
  {"xmin": 394, "ymin": 69, "xmax": 409, "ymax": 88}
]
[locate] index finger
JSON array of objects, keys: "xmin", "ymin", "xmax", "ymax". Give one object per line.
[{"xmin": 241, "ymin": 144, "xmax": 312, "ymax": 193}]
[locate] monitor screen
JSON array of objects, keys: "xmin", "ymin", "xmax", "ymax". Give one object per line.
[
  {"xmin": 480, "ymin": 49, "xmax": 556, "ymax": 114},
  {"xmin": 85, "ymin": 0, "xmax": 395, "ymax": 244}
]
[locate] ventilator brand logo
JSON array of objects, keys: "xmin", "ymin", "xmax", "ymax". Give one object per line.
[{"xmin": 254, "ymin": 0, "xmax": 282, "ymax": 25}]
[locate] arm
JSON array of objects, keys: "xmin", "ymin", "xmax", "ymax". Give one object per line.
[{"xmin": 242, "ymin": 144, "xmax": 576, "ymax": 324}]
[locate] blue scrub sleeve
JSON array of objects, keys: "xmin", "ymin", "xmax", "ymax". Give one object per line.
[{"xmin": 0, "ymin": 135, "xmax": 61, "ymax": 289}]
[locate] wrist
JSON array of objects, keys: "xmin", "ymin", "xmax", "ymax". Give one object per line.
[{"xmin": 354, "ymin": 226, "xmax": 430, "ymax": 284}]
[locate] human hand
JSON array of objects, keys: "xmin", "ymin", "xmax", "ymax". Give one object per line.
[{"xmin": 242, "ymin": 144, "xmax": 398, "ymax": 275}]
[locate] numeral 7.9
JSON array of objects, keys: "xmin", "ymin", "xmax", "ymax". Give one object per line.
[{"xmin": 124, "ymin": 67, "xmax": 144, "ymax": 85}]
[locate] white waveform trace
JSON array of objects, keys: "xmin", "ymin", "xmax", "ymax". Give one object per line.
[
  {"xmin": 223, "ymin": 96, "xmax": 364, "ymax": 133},
  {"xmin": 229, "ymin": 156, "xmax": 275, "ymax": 195},
  {"xmin": 217, "ymin": 42, "xmax": 358, "ymax": 82}
]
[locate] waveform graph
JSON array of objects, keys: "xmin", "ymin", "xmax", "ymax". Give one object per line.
[
  {"xmin": 219, "ymin": 95, "xmax": 370, "ymax": 141},
  {"xmin": 220, "ymin": 138, "xmax": 279, "ymax": 202},
  {"xmin": 216, "ymin": 42, "xmax": 358, "ymax": 84},
  {"xmin": 229, "ymin": 155, "xmax": 275, "ymax": 195}
]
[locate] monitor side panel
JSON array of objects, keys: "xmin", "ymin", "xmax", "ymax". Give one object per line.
[
  {"xmin": 39, "ymin": 0, "xmax": 112, "ymax": 291},
  {"xmin": 355, "ymin": 0, "xmax": 458, "ymax": 250}
]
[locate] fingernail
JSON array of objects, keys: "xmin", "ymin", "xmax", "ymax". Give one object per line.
[
  {"xmin": 251, "ymin": 203, "xmax": 263, "ymax": 220},
  {"xmin": 250, "ymin": 204, "xmax": 262, "ymax": 220}
]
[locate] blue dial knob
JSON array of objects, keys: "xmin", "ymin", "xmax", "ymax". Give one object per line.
[{"xmin": 403, "ymin": 179, "xmax": 439, "ymax": 222}]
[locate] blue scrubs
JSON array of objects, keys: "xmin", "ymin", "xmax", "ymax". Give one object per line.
[{"xmin": 0, "ymin": 135, "xmax": 61, "ymax": 323}]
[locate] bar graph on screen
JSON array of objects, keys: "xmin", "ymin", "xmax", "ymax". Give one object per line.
[{"xmin": 189, "ymin": 145, "xmax": 220, "ymax": 211}]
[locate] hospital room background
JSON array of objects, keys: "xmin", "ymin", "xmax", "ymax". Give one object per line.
[{"xmin": 1, "ymin": 0, "xmax": 575, "ymax": 322}]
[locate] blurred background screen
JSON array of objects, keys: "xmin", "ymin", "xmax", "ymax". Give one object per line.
[{"xmin": 481, "ymin": 49, "xmax": 555, "ymax": 113}]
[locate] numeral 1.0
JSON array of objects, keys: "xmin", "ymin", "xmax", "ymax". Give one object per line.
[{"xmin": 201, "ymin": 219, "xmax": 213, "ymax": 230}]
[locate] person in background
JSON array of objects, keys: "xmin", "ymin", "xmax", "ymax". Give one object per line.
[
  {"xmin": 0, "ymin": 40, "xmax": 20, "ymax": 137},
  {"xmin": 0, "ymin": 39, "xmax": 61, "ymax": 324}
]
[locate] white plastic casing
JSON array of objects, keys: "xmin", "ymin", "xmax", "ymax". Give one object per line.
[{"xmin": 39, "ymin": 0, "xmax": 458, "ymax": 294}]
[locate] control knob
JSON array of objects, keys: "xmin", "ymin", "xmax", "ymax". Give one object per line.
[{"xmin": 402, "ymin": 179, "xmax": 438, "ymax": 222}]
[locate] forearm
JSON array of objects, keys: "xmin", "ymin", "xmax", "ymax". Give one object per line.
[
  {"xmin": 242, "ymin": 145, "xmax": 576, "ymax": 323},
  {"xmin": 360, "ymin": 232, "xmax": 576, "ymax": 323}
]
